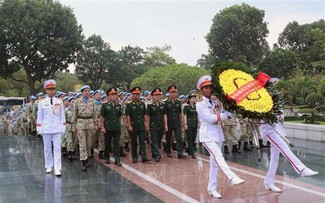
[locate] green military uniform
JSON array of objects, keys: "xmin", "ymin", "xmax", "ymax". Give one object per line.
[
  {"xmin": 164, "ymin": 97, "xmax": 184, "ymax": 157},
  {"xmin": 146, "ymin": 100, "xmax": 165, "ymax": 161},
  {"xmin": 183, "ymin": 103, "xmax": 198, "ymax": 157},
  {"xmin": 100, "ymin": 100, "xmax": 122, "ymax": 164},
  {"xmin": 72, "ymin": 97, "xmax": 98, "ymax": 162},
  {"xmin": 125, "ymin": 100, "xmax": 149, "ymax": 162}
]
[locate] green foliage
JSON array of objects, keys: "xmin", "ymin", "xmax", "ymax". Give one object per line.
[
  {"xmin": 206, "ymin": 3, "xmax": 269, "ymax": 65},
  {"xmin": 318, "ymin": 78, "xmax": 325, "ymax": 97},
  {"xmin": 0, "ymin": 69, "xmax": 29, "ymax": 96},
  {"xmin": 196, "ymin": 54, "xmax": 215, "ymax": 69},
  {"xmin": 131, "ymin": 64, "xmax": 210, "ymax": 94},
  {"xmin": 259, "ymin": 48, "xmax": 301, "ymax": 79},
  {"xmin": 114, "ymin": 45, "xmax": 147, "ymax": 90},
  {"xmin": 278, "ymin": 20, "xmax": 325, "ymax": 75},
  {"xmin": 305, "ymin": 93, "xmax": 324, "ymax": 105},
  {"xmin": 53, "ymin": 72, "xmax": 82, "ymax": 93},
  {"xmin": 0, "ymin": 0, "xmax": 83, "ymax": 94},
  {"xmin": 143, "ymin": 45, "xmax": 176, "ymax": 68},
  {"xmin": 75, "ymin": 34, "xmax": 118, "ymax": 90}
]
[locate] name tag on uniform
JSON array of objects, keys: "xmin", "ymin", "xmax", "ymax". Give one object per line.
[{"xmin": 43, "ymin": 104, "xmax": 50, "ymax": 108}]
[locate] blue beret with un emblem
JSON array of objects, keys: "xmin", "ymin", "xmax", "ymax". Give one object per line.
[{"xmin": 80, "ymin": 85, "xmax": 90, "ymax": 92}]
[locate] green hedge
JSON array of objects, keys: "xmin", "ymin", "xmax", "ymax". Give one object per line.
[{"xmin": 285, "ymin": 115, "xmax": 325, "ymax": 122}]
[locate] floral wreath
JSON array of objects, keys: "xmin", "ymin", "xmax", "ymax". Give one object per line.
[{"xmin": 212, "ymin": 62, "xmax": 283, "ymax": 123}]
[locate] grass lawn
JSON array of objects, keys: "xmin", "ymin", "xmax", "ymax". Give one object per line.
[{"xmin": 286, "ymin": 120, "xmax": 325, "ymax": 125}]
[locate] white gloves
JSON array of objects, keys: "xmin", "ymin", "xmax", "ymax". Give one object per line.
[{"xmin": 220, "ymin": 111, "xmax": 234, "ymax": 120}]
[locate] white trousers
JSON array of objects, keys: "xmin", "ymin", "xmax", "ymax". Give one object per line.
[
  {"xmin": 203, "ymin": 141, "xmax": 237, "ymax": 192},
  {"xmin": 42, "ymin": 133, "xmax": 62, "ymax": 171},
  {"xmin": 265, "ymin": 132, "xmax": 306, "ymax": 185}
]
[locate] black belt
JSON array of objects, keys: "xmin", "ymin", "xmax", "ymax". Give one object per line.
[{"xmin": 78, "ymin": 116, "xmax": 93, "ymax": 119}]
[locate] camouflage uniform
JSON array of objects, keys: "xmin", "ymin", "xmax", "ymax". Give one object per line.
[
  {"xmin": 72, "ymin": 98, "xmax": 98, "ymax": 161},
  {"xmin": 64, "ymin": 106, "xmax": 74, "ymax": 152},
  {"xmin": 22, "ymin": 111, "xmax": 29, "ymax": 136},
  {"xmin": 93, "ymin": 101, "xmax": 105, "ymax": 152},
  {"xmin": 26, "ymin": 102, "xmax": 35, "ymax": 134},
  {"xmin": 32, "ymin": 100, "xmax": 41, "ymax": 134},
  {"xmin": 222, "ymin": 117, "xmax": 238, "ymax": 146},
  {"xmin": 239, "ymin": 118, "xmax": 253, "ymax": 151},
  {"xmin": 120, "ymin": 102, "xmax": 129, "ymax": 146}
]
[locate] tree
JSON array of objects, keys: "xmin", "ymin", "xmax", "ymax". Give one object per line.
[
  {"xmin": 305, "ymin": 93, "xmax": 324, "ymax": 105},
  {"xmin": 143, "ymin": 45, "xmax": 176, "ymax": 68},
  {"xmin": 75, "ymin": 34, "xmax": 118, "ymax": 90},
  {"xmin": 196, "ymin": 54, "xmax": 215, "ymax": 69},
  {"xmin": 278, "ymin": 20, "xmax": 325, "ymax": 74},
  {"xmin": 54, "ymin": 72, "xmax": 82, "ymax": 93},
  {"xmin": 0, "ymin": 69, "xmax": 29, "ymax": 97},
  {"xmin": 131, "ymin": 64, "xmax": 210, "ymax": 94},
  {"xmin": 114, "ymin": 45, "xmax": 147, "ymax": 90},
  {"xmin": 206, "ymin": 3, "xmax": 269, "ymax": 65},
  {"xmin": 0, "ymin": 0, "xmax": 83, "ymax": 95},
  {"xmin": 259, "ymin": 48, "xmax": 301, "ymax": 79}
]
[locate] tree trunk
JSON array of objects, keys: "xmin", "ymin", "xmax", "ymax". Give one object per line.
[{"xmin": 24, "ymin": 66, "xmax": 36, "ymax": 96}]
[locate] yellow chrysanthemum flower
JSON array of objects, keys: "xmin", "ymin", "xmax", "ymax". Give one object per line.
[{"xmin": 219, "ymin": 69, "xmax": 273, "ymax": 113}]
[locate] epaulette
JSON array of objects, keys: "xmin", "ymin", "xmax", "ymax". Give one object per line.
[
  {"xmin": 176, "ymin": 98, "xmax": 181, "ymax": 101},
  {"xmin": 162, "ymin": 98, "xmax": 168, "ymax": 102},
  {"xmin": 147, "ymin": 101, "xmax": 153, "ymax": 105},
  {"xmin": 102, "ymin": 101, "xmax": 108, "ymax": 104},
  {"xmin": 126, "ymin": 101, "xmax": 132, "ymax": 104}
]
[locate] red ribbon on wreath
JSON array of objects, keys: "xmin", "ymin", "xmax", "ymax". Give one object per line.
[{"xmin": 227, "ymin": 72, "xmax": 271, "ymax": 104}]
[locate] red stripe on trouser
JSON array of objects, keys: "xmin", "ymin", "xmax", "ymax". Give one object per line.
[
  {"xmin": 267, "ymin": 135, "xmax": 300, "ymax": 173},
  {"xmin": 203, "ymin": 142, "xmax": 230, "ymax": 181}
]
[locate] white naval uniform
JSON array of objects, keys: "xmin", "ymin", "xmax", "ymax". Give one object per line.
[
  {"xmin": 37, "ymin": 97, "xmax": 66, "ymax": 171},
  {"xmin": 196, "ymin": 96, "xmax": 239, "ymax": 192},
  {"xmin": 260, "ymin": 115, "xmax": 307, "ymax": 185}
]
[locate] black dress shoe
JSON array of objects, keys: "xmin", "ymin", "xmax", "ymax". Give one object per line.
[
  {"xmin": 191, "ymin": 154, "xmax": 196, "ymax": 159},
  {"xmin": 132, "ymin": 159, "xmax": 138, "ymax": 163},
  {"xmin": 167, "ymin": 153, "xmax": 172, "ymax": 158},
  {"xmin": 155, "ymin": 157, "xmax": 161, "ymax": 162},
  {"xmin": 99, "ymin": 151, "xmax": 105, "ymax": 159},
  {"xmin": 105, "ymin": 159, "xmax": 110, "ymax": 164},
  {"xmin": 81, "ymin": 160, "xmax": 87, "ymax": 172},
  {"xmin": 178, "ymin": 154, "xmax": 185, "ymax": 159},
  {"xmin": 142, "ymin": 157, "xmax": 151, "ymax": 163},
  {"xmin": 115, "ymin": 161, "xmax": 122, "ymax": 167}
]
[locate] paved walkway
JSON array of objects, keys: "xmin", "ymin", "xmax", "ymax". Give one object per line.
[{"xmin": 0, "ymin": 134, "xmax": 324, "ymax": 203}]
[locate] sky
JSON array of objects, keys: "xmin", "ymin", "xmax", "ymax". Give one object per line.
[{"xmin": 61, "ymin": 0, "xmax": 325, "ymax": 67}]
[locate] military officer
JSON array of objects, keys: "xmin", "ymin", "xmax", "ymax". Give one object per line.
[
  {"xmin": 72, "ymin": 85, "xmax": 99, "ymax": 172},
  {"xmin": 100, "ymin": 87, "xmax": 122, "ymax": 167},
  {"xmin": 145, "ymin": 88, "xmax": 165, "ymax": 162},
  {"xmin": 125, "ymin": 87, "xmax": 151, "ymax": 163},
  {"xmin": 183, "ymin": 92, "xmax": 198, "ymax": 158},
  {"xmin": 37, "ymin": 79, "xmax": 66, "ymax": 176},
  {"xmin": 196, "ymin": 75, "xmax": 245, "ymax": 199},
  {"xmin": 164, "ymin": 85, "xmax": 185, "ymax": 158}
]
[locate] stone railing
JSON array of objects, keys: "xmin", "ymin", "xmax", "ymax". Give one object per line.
[{"xmin": 283, "ymin": 123, "xmax": 325, "ymax": 142}]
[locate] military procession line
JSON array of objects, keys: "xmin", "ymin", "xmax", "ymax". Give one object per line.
[
  {"xmin": 0, "ymin": 75, "xmax": 319, "ymax": 199},
  {"xmin": 2, "ymin": 81, "xmax": 268, "ymax": 170}
]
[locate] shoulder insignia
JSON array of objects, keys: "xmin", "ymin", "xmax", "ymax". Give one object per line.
[{"xmin": 126, "ymin": 101, "xmax": 132, "ymax": 104}]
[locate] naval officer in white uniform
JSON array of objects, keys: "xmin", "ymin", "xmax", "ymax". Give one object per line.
[
  {"xmin": 37, "ymin": 79, "xmax": 66, "ymax": 176},
  {"xmin": 261, "ymin": 111, "xmax": 318, "ymax": 193},
  {"xmin": 196, "ymin": 75, "xmax": 245, "ymax": 199}
]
